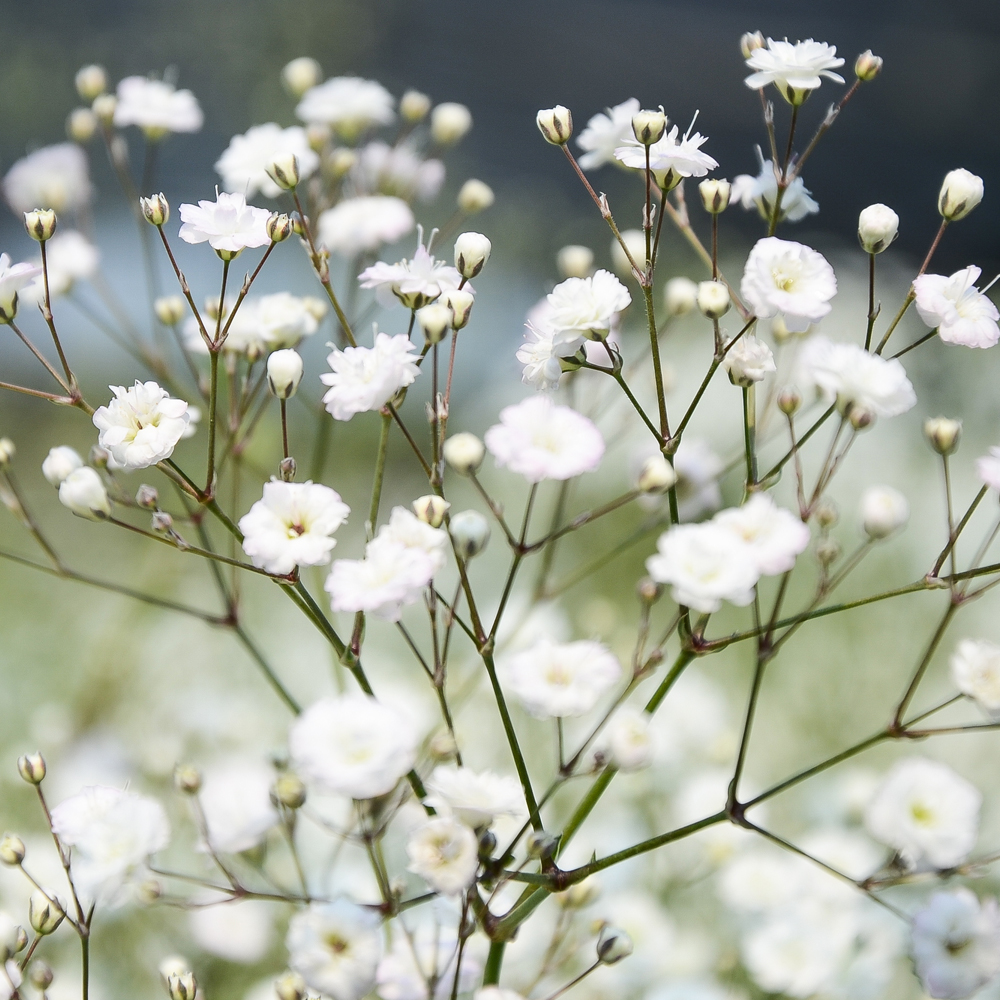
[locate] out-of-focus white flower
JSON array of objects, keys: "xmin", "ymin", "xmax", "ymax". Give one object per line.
[
  {"xmin": 21, "ymin": 231, "xmax": 99, "ymax": 304},
  {"xmin": 239, "ymin": 480, "xmax": 350, "ymax": 575},
  {"xmin": 198, "ymin": 759, "xmax": 279, "ymax": 854},
  {"xmin": 741, "ymin": 238, "xmax": 837, "ymax": 333},
  {"xmin": 188, "ymin": 898, "xmax": 273, "ymax": 964},
  {"xmin": 406, "ymin": 817, "xmax": 479, "ymax": 895},
  {"xmin": 290, "ymin": 694, "xmax": 418, "ymax": 799},
  {"xmin": 977, "ymin": 447, "xmax": 1000, "ymax": 491},
  {"xmin": 49, "ymin": 785, "xmax": 169, "ymax": 904},
  {"xmin": 744, "ymin": 38, "xmax": 845, "ymax": 102},
  {"xmin": 911, "ymin": 889, "xmax": 1000, "ymax": 999},
  {"xmin": 557, "ymin": 244, "xmax": 594, "ymax": 279},
  {"xmin": 2, "ymin": 143, "xmax": 92, "ymax": 215},
  {"xmin": 295, "ymin": 76, "xmax": 395, "ymax": 139},
  {"xmin": 576, "ymin": 98, "xmax": 640, "ymax": 170},
  {"xmin": 377, "ymin": 923, "xmax": 483, "ymax": 1000},
  {"xmin": 178, "ymin": 191, "xmax": 272, "ymax": 255},
  {"xmin": 664, "ymin": 276, "xmax": 699, "ymax": 316},
  {"xmin": 714, "ymin": 494, "xmax": 810, "ymax": 575},
  {"xmin": 430, "ymin": 102, "xmax": 472, "ymax": 145},
  {"xmin": 504, "ymin": 638, "xmax": 621, "ymax": 718},
  {"xmin": 860, "ymin": 486, "xmax": 909, "ymax": 539},
  {"xmin": 732, "ymin": 155, "xmax": 819, "ymax": 223},
  {"xmin": 215, "ymin": 124, "xmax": 319, "ymax": 198},
  {"xmin": 485, "ymin": 395, "xmax": 604, "ymax": 482},
  {"xmin": 718, "ymin": 848, "xmax": 800, "ymax": 914},
  {"xmin": 458, "ymin": 178, "xmax": 494, "ymax": 214},
  {"xmin": 42, "ymin": 446, "xmax": 84, "ymax": 486},
  {"xmin": 317, "ymin": 196, "xmax": 415, "ymax": 257},
  {"xmin": 59, "ymin": 466, "xmax": 110, "ymax": 520},
  {"xmin": 352, "ymin": 141, "xmax": 444, "ymax": 202},
  {"xmin": 321, "ymin": 331, "xmax": 420, "ymax": 421},
  {"xmin": 797, "ymin": 336, "xmax": 916, "ymax": 417},
  {"xmin": 0, "ymin": 254, "xmax": 42, "ymax": 320},
  {"xmin": 544, "ymin": 269, "xmax": 631, "ymax": 347},
  {"xmin": 913, "ymin": 266, "xmax": 1000, "ymax": 349},
  {"xmin": 951, "ymin": 639, "xmax": 1000, "ymax": 715},
  {"xmin": 378, "ymin": 506, "xmax": 450, "ymax": 570},
  {"xmin": 603, "ymin": 706, "xmax": 655, "ymax": 771},
  {"xmin": 359, "ymin": 241, "xmax": 464, "ymax": 308},
  {"xmin": 615, "ymin": 124, "xmax": 718, "ymax": 186},
  {"xmin": 218, "ymin": 292, "xmax": 320, "ymax": 354},
  {"xmin": 865, "ymin": 757, "xmax": 980, "ymax": 868},
  {"xmin": 938, "ymin": 169, "xmax": 985, "ymax": 223},
  {"xmin": 722, "ymin": 334, "xmax": 776, "ymax": 385},
  {"xmin": 92, "ymin": 381, "xmax": 190, "ymax": 470},
  {"xmin": 671, "ymin": 439, "xmax": 723, "ymax": 521},
  {"xmin": 114, "ymin": 76, "xmax": 203, "ymax": 136},
  {"xmin": 424, "ymin": 766, "xmax": 524, "ymax": 828},
  {"xmin": 287, "ymin": 900, "xmax": 381, "ymax": 1000}
]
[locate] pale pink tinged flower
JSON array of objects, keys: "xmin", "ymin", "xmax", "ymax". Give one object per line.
[
  {"xmin": 576, "ymin": 98, "xmax": 640, "ymax": 170},
  {"xmin": 215, "ymin": 123, "xmax": 319, "ymax": 198},
  {"xmin": 114, "ymin": 76, "xmax": 203, "ymax": 134},
  {"xmin": 741, "ymin": 237, "xmax": 837, "ymax": 332},
  {"xmin": 913, "ymin": 266, "xmax": 1000, "ymax": 349},
  {"xmin": 317, "ymin": 195, "xmax": 415, "ymax": 258},
  {"xmin": 320, "ymin": 330, "xmax": 420, "ymax": 420},
  {"xmin": 92, "ymin": 380, "xmax": 190, "ymax": 470},
  {"xmin": 178, "ymin": 191, "xmax": 272, "ymax": 253}
]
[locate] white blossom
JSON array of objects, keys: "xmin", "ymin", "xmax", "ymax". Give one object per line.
[
  {"xmin": 377, "ymin": 507, "xmax": 449, "ymax": 573},
  {"xmin": 913, "ymin": 266, "xmax": 1000, "ymax": 349},
  {"xmin": 544, "ymin": 268, "xmax": 631, "ymax": 346},
  {"xmin": 42, "ymin": 445, "xmax": 84, "ymax": 486},
  {"xmin": 732, "ymin": 155, "xmax": 819, "ymax": 223},
  {"xmin": 321, "ymin": 331, "xmax": 420, "ymax": 421},
  {"xmin": 722, "ymin": 334, "xmax": 776, "ymax": 385},
  {"xmin": 615, "ymin": 124, "xmax": 718, "ymax": 183},
  {"xmin": 92, "ymin": 381, "xmax": 190, "ymax": 470},
  {"xmin": 296, "ymin": 76, "xmax": 396, "ymax": 138},
  {"xmin": 516, "ymin": 321, "xmax": 564, "ymax": 390},
  {"xmin": 575, "ymin": 98, "xmax": 639, "ymax": 170},
  {"xmin": 359, "ymin": 240, "xmax": 464, "ymax": 308},
  {"xmin": 178, "ymin": 191, "xmax": 272, "ymax": 254},
  {"xmin": 185, "ymin": 293, "xmax": 321, "ymax": 357},
  {"xmin": 2, "ymin": 143, "xmax": 92, "ymax": 215},
  {"xmin": 406, "ymin": 817, "xmax": 479, "ymax": 895},
  {"xmin": 59, "ymin": 466, "xmax": 110, "ymax": 520},
  {"xmin": 198, "ymin": 758, "xmax": 279, "ymax": 854},
  {"xmin": 188, "ymin": 897, "xmax": 273, "ymax": 964},
  {"xmin": 673, "ymin": 439, "xmax": 723, "ymax": 520},
  {"xmin": 714, "ymin": 494, "xmax": 811, "ymax": 576},
  {"xmin": 602, "ymin": 706, "xmax": 655, "ymax": 771},
  {"xmin": 352, "ymin": 140, "xmax": 444, "ymax": 202},
  {"xmin": 215, "ymin": 123, "xmax": 320, "ymax": 198},
  {"xmin": 0, "ymin": 254, "xmax": 42, "ymax": 318},
  {"xmin": 21, "ymin": 231, "xmax": 99, "ymax": 303},
  {"xmin": 317, "ymin": 196, "xmax": 415, "ymax": 257},
  {"xmin": 114, "ymin": 76, "xmax": 203, "ymax": 135},
  {"xmin": 951, "ymin": 639, "xmax": 1000, "ymax": 715},
  {"xmin": 424, "ymin": 766, "xmax": 525, "ymax": 828},
  {"xmin": 744, "ymin": 39, "xmax": 845, "ymax": 98}
]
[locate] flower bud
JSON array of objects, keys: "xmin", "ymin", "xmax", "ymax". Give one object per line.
[
  {"xmin": 450, "ymin": 509, "xmax": 490, "ymax": 559},
  {"xmin": 597, "ymin": 924, "xmax": 634, "ymax": 964},
  {"xmin": 454, "ymin": 232, "xmax": 491, "ymax": 279},
  {"xmin": 858, "ymin": 204, "xmax": 898, "ymax": 254},
  {"xmin": 0, "ymin": 438, "xmax": 14, "ymax": 469},
  {"xmin": 92, "ymin": 93, "xmax": 117, "ymax": 124},
  {"xmin": 140, "ymin": 193, "xmax": 170, "ymax": 227},
  {"xmin": 28, "ymin": 962, "xmax": 53, "ymax": 990},
  {"xmin": 24, "ymin": 209, "xmax": 57, "ymax": 242},
  {"xmin": 158, "ymin": 957, "xmax": 192, "ymax": 985},
  {"xmin": 696, "ymin": 280, "xmax": 730, "ymax": 319},
  {"xmin": 814, "ymin": 499, "xmax": 839, "ymax": 529},
  {"xmin": 400, "ymin": 89, "xmax": 432, "ymax": 122},
  {"xmin": 776, "ymin": 386, "xmax": 802, "ymax": 416},
  {"xmin": 938, "ymin": 169, "xmax": 984, "ymax": 222},
  {"xmin": 848, "ymin": 406, "xmax": 875, "ymax": 432},
  {"xmin": 59, "ymin": 467, "xmax": 110, "ymax": 521},
  {"xmin": 536, "ymin": 106, "xmax": 573, "ymax": 145},
  {"xmin": 138, "ymin": 878, "xmax": 162, "ymax": 904},
  {"xmin": 136, "ymin": 484, "xmax": 159, "ymax": 510},
  {"xmin": 275, "ymin": 971, "xmax": 307, "ymax": 1000},
  {"xmin": 0, "ymin": 835, "xmax": 25, "ymax": 866},
  {"xmin": 457, "ymin": 179, "xmax": 494, "ymax": 214},
  {"xmin": 17, "ymin": 753, "xmax": 46, "ymax": 785},
  {"xmin": 327, "ymin": 148, "xmax": 356, "ymax": 179},
  {"xmin": 924, "ymin": 417, "xmax": 962, "ymax": 456},
  {"xmin": 557, "ymin": 875, "xmax": 601, "ymax": 909},
  {"xmin": 67, "ymin": 107, "xmax": 97, "ymax": 143},
  {"xmin": 443, "ymin": 433, "xmax": 485, "ymax": 475},
  {"xmin": 861, "ymin": 486, "xmax": 909, "ymax": 539},
  {"xmin": 173, "ymin": 764, "xmax": 202, "ymax": 794},
  {"xmin": 557, "ymin": 245, "xmax": 594, "ymax": 279},
  {"xmin": 167, "ymin": 972, "xmax": 198, "ymax": 1000},
  {"xmin": 279, "ymin": 457, "xmax": 297, "ymax": 482},
  {"xmin": 431, "ymin": 103, "xmax": 472, "ymax": 146},
  {"xmin": 525, "ymin": 830, "xmax": 558, "ymax": 859},
  {"xmin": 155, "ymin": 295, "xmax": 186, "ymax": 326},
  {"xmin": 281, "ymin": 57, "xmax": 322, "ymax": 98},
  {"xmin": 273, "ymin": 772, "xmax": 306, "ymax": 810},
  {"xmin": 416, "ymin": 303, "xmax": 452, "ymax": 345},
  {"xmin": 816, "ymin": 537, "xmax": 840, "ymax": 567},
  {"xmin": 29, "ymin": 891, "xmax": 64, "ymax": 935},
  {"xmin": 75, "ymin": 65, "xmax": 107, "ymax": 101},
  {"xmin": 663, "ymin": 277, "xmax": 698, "ymax": 316},
  {"xmin": 637, "ymin": 576, "xmax": 662, "ymax": 604},
  {"xmin": 441, "ymin": 288, "xmax": 474, "ymax": 329},
  {"xmin": 152, "ymin": 511, "xmax": 174, "ymax": 533},
  {"xmin": 266, "ymin": 153, "xmax": 300, "ymax": 191},
  {"xmin": 855, "ymin": 50, "xmax": 883, "ymax": 82},
  {"xmin": 413, "ymin": 495, "xmax": 451, "ymax": 528},
  {"xmin": 267, "ymin": 350, "xmax": 304, "ymax": 399},
  {"xmin": 306, "ymin": 123, "xmax": 331, "ymax": 151},
  {"xmin": 699, "ymin": 178, "xmax": 731, "ymax": 214},
  {"xmin": 631, "ymin": 108, "xmax": 666, "ymax": 145},
  {"xmin": 429, "ymin": 730, "xmax": 458, "ymax": 761},
  {"xmin": 740, "ymin": 31, "xmax": 766, "ymax": 59},
  {"xmin": 637, "ymin": 454, "xmax": 677, "ymax": 493},
  {"xmin": 266, "ymin": 212, "xmax": 293, "ymax": 243}
]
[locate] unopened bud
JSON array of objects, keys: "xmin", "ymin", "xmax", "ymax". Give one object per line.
[
  {"xmin": 557, "ymin": 245, "xmax": 594, "ymax": 279},
  {"xmin": 536, "ymin": 105, "xmax": 573, "ymax": 145},
  {"xmin": 24, "ymin": 210, "xmax": 57, "ymax": 242},
  {"xmin": 696, "ymin": 280, "xmax": 730, "ymax": 319},
  {"xmin": 443, "ymin": 433, "xmax": 485, "ymax": 475},
  {"xmin": 858, "ymin": 204, "xmax": 898, "ymax": 254},
  {"xmin": 265, "ymin": 212, "xmax": 293, "ymax": 243},
  {"xmin": 280, "ymin": 457, "xmax": 297, "ymax": 482},
  {"xmin": 815, "ymin": 499, "xmax": 839, "ymax": 529},
  {"xmin": 450, "ymin": 509, "xmax": 490, "ymax": 559},
  {"xmin": 140, "ymin": 193, "xmax": 170, "ymax": 227},
  {"xmin": 412, "ymin": 494, "xmax": 450, "ymax": 528},
  {"xmin": 699, "ymin": 178, "xmax": 731, "ymax": 214},
  {"xmin": 0, "ymin": 835, "xmax": 25, "ymax": 866},
  {"xmin": 17, "ymin": 753, "xmax": 46, "ymax": 785},
  {"xmin": 67, "ymin": 107, "xmax": 97, "ymax": 143},
  {"xmin": 637, "ymin": 454, "xmax": 676, "ymax": 493},
  {"xmin": 12, "ymin": 927, "xmax": 27, "ymax": 954},
  {"xmin": 92, "ymin": 93, "xmax": 117, "ymax": 124},
  {"xmin": 28, "ymin": 962, "xmax": 53, "ymax": 990},
  {"xmin": 740, "ymin": 31, "xmax": 766, "ymax": 59},
  {"xmin": 557, "ymin": 875, "xmax": 601, "ymax": 908},
  {"xmin": 306, "ymin": 123, "xmax": 331, "ymax": 151},
  {"xmin": 267, "ymin": 349, "xmax": 304, "ymax": 399},
  {"xmin": 663, "ymin": 276, "xmax": 698, "ymax": 316},
  {"xmin": 0, "ymin": 438, "xmax": 14, "ymax": 468},
  {"xmin": 75, "ymin": 65, "xmax": 107, "ymax": 101},
  {"xmin": 29, "ymin": 891, "xmax": 64, "ymax": 935},
  {"xmin": 777, "ymin": 386, "xmax": 802, "ymax": 415},
  {"xmin": 167, "ymin": 972, "xmax": 198, "ymax": 1000},
  {"xmin": 457, "ymin": 178, "xmax": 494, "ymax": 214},
  {"xmin": 173, "ymin": 764, "xmax": 201, "ymax": 794},
  {"xmin": 855, "ymin": 50, "xmax": 883, "ymax": 82},
  {"xmin": 429, "ymin": 730, "xmax": 458, "ymax": 761},
  {"xmin": 631, "ymin": 108, "xmax": 666, "ymax": 145},
  {"xmin": 135, "ymin": 484, "xmax": 159, "ymax": 510},
  {"xmin": 400, "ymin": 89, "xmax": 432, "ymax": 122},
  {"xmin": 924, "ymin": 416, "xmax": 961, "ymax": 455},
  {"xmin": 138, "ymin": 878, "xmax": 163, "ymax": 903},
  {"xmin": 478, "ymin": 829, "xmax": 497, "ymax": 857},
  {"xmin": 158, "ymin": 957, "xmax": 192, "ymax": 985},
  {"xmin": 636, "ymin": 577, "xmax": 662, "ymax": 604},
  {"xmin": 816, "ymin": 537, "xmax": 840, "ymax": 567},
  {"xmin": 281, "ymin": 57, "xmax": 322, "ymax": 98},
  {"xmin": 454, "ymin": 232, "xmax": 491, "ymax": 280},
  {"xmin": 151, "ymin": 511, "xmax": 174, "ymax": 533},
  {"xmin": 327, "ymin": 148, "xmax": 356, "ymax": 179},
  {"xmin": 416, "ymin": 303, "xmax": 452, "ymax": 345},
  {"xmin": 273, "ymin": 773, "xmax": 306, "ymax": 810},
  {"xmin": 848, "ymin": 406, "xmax": 875, "ymax": 431},
  {"xmin": 430, "ymin": 103, "xmax": 473, "ymax": 146},
  {"xmin": 266, "ymin": 153, "xmax": 300, "ymax": 191},
  {"xmin": 155, "ymin": 295, "xmax": 185, "ymax": 325},
  {"xmin": 861, "ymin": 486, "xmax": 909, "ymax": 539},
  {"xmin": 275, "ymin": 971, "xmax": 307, "ymax": 1000},
  {"xmin": 597, "ymin": 924, "xmax": 634, "ymax": 964},
  {"xmin": 938, "ymin": 169, "xmax": 984, "ymax": 222},
  {"xmin": 525, "ymin": 830, "xmax": 558, "ymax": 859},
  {"xmin": 441, "ymin": 288, "xmax": 474, "ymax": 329}
]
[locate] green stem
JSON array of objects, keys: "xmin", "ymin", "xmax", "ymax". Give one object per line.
[{"xmin": 483, "ymin": 940, "xmax": 506, "ymax": 985}]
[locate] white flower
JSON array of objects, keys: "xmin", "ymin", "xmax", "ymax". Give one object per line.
[
  {"xmin": 198, "ymin": 759, "xmax": 279, "ymax": 854},
  {"xmin": 424, "ymin": 766, "xmax": 525, "ymax": 828},
  {"xmin": 59, "ymin": 466, "xmax": 111, "ymax": 520},
  {"xmin": 317, "ymin": 196, "xmax": 415, "ymax": 257},
  {"xmin": 114, "ymin": 76, "xmax": 203, "ymax": 135},
  {"xmin": 352, "ymin": 141, "xmax": 444, "ymax": 202},
  {"xmin": 287, "ymin": 900, "xmax": 381, "ymax": 1000},
  {"xmin": 49, "ymin": 785, "xmax": 169, "ymax": 904},
  {"xmin": 377, "ymin": 507, "xmax": 450, "ymax": 573},
  {"xmin": 911, "ymin": 889, "xmax": 1000, "ymax": 999},
  {"xmin": 646, "ymin": 521, "xmax": 760, "ymax": 613},
  {"xmin": 615, "ymin": 124, "xmax": 718, "ymax": 184},
  {"xmin": 92, "ymin": 381, "xmax": 190, "ymax": 470},
  {"xmin": 913, "ymin": 266, "xmax": 1000, "ymax": 349},
  {"xmin": 485, "ymin": 395, "xmax": 605, "ymax": 482},
  {"xmin": 714, "ymin": 494, "xmax": 810, "ymax": 575},
  {"xmin": 951, "ymin": 639, "xmax": 1000, "ymax": 715},
  {"xmin": 744, "ymin": 38, "xmax": 845, "ymax": 99},
  {"xmin": 188, "ymin": 898, "xmax": 273, "ymax": 964},
  {"xmin": 185, "ymin": 293, "xmax": 321, "ymax": 357},
  {"xmin": 741, "ymin": 238, "xmax": 837, "ymax": 333},
  {"xmin": 325, "ymin": 543, "xmax": 440, "ymax": 622},
  {"xmin": 406, "ymin": 817, "xmax": 479, "ymax": 895},
  {"xmin": 22, "ymin": 231, "xmax": 99, "ymax": 304},
  {"xmin": 516, "ymin": 321, "xmax": 564, "ymax": 390},
  {"xmin": 0, "ymin": 253, "xmax": 42, "ymax": 318},
  {"xmin": 239, "ymin": 480, "xmax": 350, "ymax": 576},
  {"xmin": 2, "ymin": 143, "xmax": 92, "ymax": 214},
  {"xmin": 860, "ymin": 486, "xmax": 909, "ymax": 539},
  {"xmin": 544, "ymin": 268, "xmax": 631, "ymax": 346},
  {"xmin": 732, "ymin": 154, "xmax": 819, "ymax": 223},
  {"xmin": 977, "ymin": 447, "xmax": 1000, "ymax": 491},
  {"xmin": 289, "ymin": 693, "xmax": 418, "ymax": 799},
  {"xmin": 42, "ymin": 445, "xmax": 84, "ymax": 486},
  {"xmin": 576, "ymin": 98, "xmax": 640, "ymax": 170},
  {"xmin": 722, "ymin": 334, "xmax": 776, "ymax": 385},
  {"xmin": 377, "ymin": 922, "xmax": 482, "ymax": 1000},
  {"xmin": 295, "ymin": 76, "xmax": 395, "ymax": 138},
  {"xmin": 178, "ymin": 191, "xmax": 272, "ymax": 254},
  {"xmin": 504, "ymin": 638, "xmax": 622, "ymax": 718},
  {"xmin": 359, "ymin": 241, "xmax": 464, "ymax": 308},
  {"xmin": 797, "ymin": 336, "xmax": 916, "ymax": 417},
  {"xmin": 602, "ymin": 706, "xmax": 655, "ymax": 771},
  {"xmin": 864, "ymin": 757, "xmax": 980, "ymax": 868},
  {"xmin": 320, "ymin": 331, "xmax": 421, "ymax": 421},
  {"xmin": 215, "ymin": 123, "xmax": 320, "ymax": 198}
]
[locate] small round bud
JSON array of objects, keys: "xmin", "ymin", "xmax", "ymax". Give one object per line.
[
  {"xmin": 306, "ymin": 123, "xmax": 332, "ymax": 151},
  {"xmin": 816, "ymin": 537, "xmax": 841, "ymax": 567},
  {"xmin": 536, "ymin": 105, "xmax": 573, "ymax": 145},
  {"xmin": 155, "ymin": 295, "xmax": 185, "ymax": 326},
  {"xmin": 173, "ymin": 764, "xmax": 202, "ymax": 794},
  {"xmin": 848, "ymin": 406, "xmax": 875, "ymax": 432},
  {"xmin": 327, "ymin": 148, "xmax": 356, "ymax": 178},
  {"xmin": 92, "ymin": 93, "xmax": 117, "ymax": 124},
  {"xmin": 457, "ymin": 178, "xmax": 494, "ymax": 214},
  {"xmin": 152, "ymin": 510, "xmax": 174, "ymax": 533},
  {"xmin": 416, "ymin": 303, "xmax": 452, "ymax": 345},
  {"xmin": 855, "ymin": 50, "xmax": 883, "ymax": 82},
  {"xmin": 454, "ymin": 232, "xmax": 491, "ymax": 280},
  {"xmin": 140, "ymin": 193, "xmax": 169, "ymax": 227},
  {"xmin": 138, "ymin": 878, "xmax": 163, "ymax": 903},
  {"xmin": 28, "ymin": 961, "xmax": 53, "ymax": 990},
  {"xmin": 777, "ymin": 386, "xmax": 802, "ymax": 415},
  {"xmin": 275, "ymin": 971, "xmax": 307, "ymax": 1000},
  {"xmin": 443, "ymin": 433, "xmax": 485, "ymax": 475},
  {"xmin": 17, "ymin": 753, "xmax": 46, "ymax": 785},
  {"xmin": 939, "ymin": 169, "xmax": 984, "ymax": 222},
  {"xmin": 663, "ymin": 276, "xmax": 698, "ymax": 316},
  {"xmin": 0, "ymin": 835, "xmax": 25, "ymax": 866},
  {"xmin": 858, "ymin": 204, "xmax": 899, "ymax": 254},
  {"xmin": 266, "ymin": 212, "xmax": 293, "ymax": 243},
  {"xmin": 167, "ymin": 972, "xmax": 198, "ymax": 1000},
  {"xmin": 12, "ymin": 927, "xmax": 27, "ymax": 954},
  {"xmin": 89, "ymin": 445, "xmax": 111, "ymax": 469},
  {"xmin": 611, "ymin": 229, "xmax": 647, "ymax": 276},
  {"xmin": 525, "ymin": 830, "xmax": 558, "ymax": 859},
  {"xmin": 924, "ymin": 416, "xmax": 962, "ymax": 456},
  {"xmin": 429, "ymin": 730, "xmax": 458, "ymax": 761},
  {"xmin": 136, "ymin": 484, "xmax": 159, "ymax": 510},
  {"xmin": 696, "ymin": 280, "xmax": 731, "ymax": 319},
  {"xmin": 450, "ymin": 509, "xmax": 490, "ymax": 559},
  {"xmin": 29, "ymin": 891, "xmax": 64, "ymax": 935},
  {"xmin": 637, "ymin": 454, "xmax": 677, "ymax": 493},
  {"xmin": 412, "ymin": 494, "xmax": 451, "ymax": 528},
  {"xmin": 400, "ymin": 89, "xmax": 432, "ymax": 122},
  {"xmin": 636, "ymin": 577, "xmax": 662, "ymax": 604},
  {"xmin": 631, "ymin": 108, "xmax": 666, "ymax": 145},
  {"xmin": 75, "ymin": 65, "xmax": 107, "ymax": 101},
  {"xmin": 699, "ymin": 178, "xmax": 731, "ymax": 214},
  {"xmin": 431, "ymin": 102, "xmax": 473, "ymax": 145},
  {"xmin": 861, "ymin": 486, "xmax": 909, "ymax": 539},
  {"xmin": 740, "ymin": 31, "xmax": 766, "ymax": 59},
  {"xmin": 478, "ymin": 829, "xmax": 497, "ymax": 857},
  {"xmin": 441, "ymin": 288, "xmax": 474, "ymax": 329},
  {"xmin": 267, "ymin": 349, "xmax": 304, "ymax": 400},
  {"xmin": 0, "ymin": 438, "xmax": 14, "ymax": 468},
  {"xmin": 557, "ymin": 245, "xmax": 594, "ymax": 279},
  {"xmin": 24, "ymin": 209, "xmax": 57, "ymax": 242},
  {"xmin": 281, "ymin": 57, "xmax": 322, "ymax": 98},
  {"xmin": 266, "ymin": 153, "xmax": 300, "ymax": 191},
  {"xmin": 273, "ymin": 773, "xmax": 306, "ymax": 810},
  {"xmin": 67, "ymin": 107, "xmax": 97, "ymax": 143},
  {"xmin": 557, "ymin": 875, "xmax": 601, "ymax": 909},
  {"xmin": 814, "ymin": 499, "xmax": 839, "ymax": 529},
  {"xmin": 597, "ymin": 924, "xmax": 634, "ymax": 964},
  {"xmin": 158, "ymin": 957, "xmax": 192, "ymax": 985}
]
